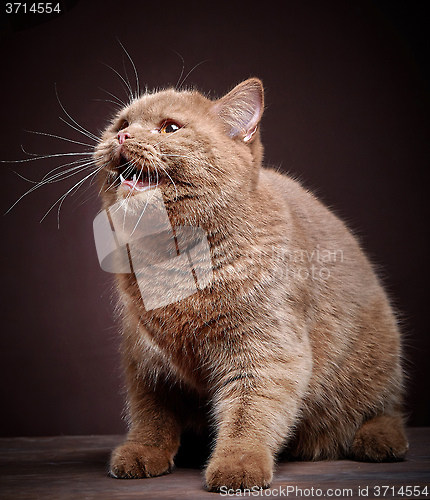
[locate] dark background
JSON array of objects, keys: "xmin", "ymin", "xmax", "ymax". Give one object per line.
[{"xmin": 1, "ymin": 0, "xmax": 429, "ymax": 437}]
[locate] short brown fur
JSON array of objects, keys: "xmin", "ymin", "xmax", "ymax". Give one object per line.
[{"xmin": 94, "ymin": 79, "xmax": 408, "ymax": 491}]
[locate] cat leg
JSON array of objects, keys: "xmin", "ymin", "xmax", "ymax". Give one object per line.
[
  {"xmin": 110, "ymin": 364, "xmax": 182, "ymax": 479},
  {"xmin": 350, "ymin": 414, "xmax": 408, "ymax": 462},
  {"xmin": 205, "ymin": 356, "xmax": 311, "ymax": 491}
]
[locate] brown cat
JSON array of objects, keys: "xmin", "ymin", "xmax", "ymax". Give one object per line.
[{"xmin": 94, "ymin": 78, "xmax": 408, "ymax": 491}]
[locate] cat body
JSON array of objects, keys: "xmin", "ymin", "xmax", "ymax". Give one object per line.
[{"xmin": 94, "ymin": 79, "xmax": 408, "ymax": 491}]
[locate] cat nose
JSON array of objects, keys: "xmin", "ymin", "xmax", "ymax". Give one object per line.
[{"xmin": 117, "ymin": 131, "xmax": 131, "ymax": 144}]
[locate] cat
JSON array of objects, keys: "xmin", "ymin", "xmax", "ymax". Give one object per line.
[{"xmin": 93, "ymin": 78, "xmax": 408, "ymax": 491}]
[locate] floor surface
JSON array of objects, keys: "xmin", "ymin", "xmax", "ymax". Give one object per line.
[{"xmin": 0, "ymin": 428, "xmax": 429, "ymax": 499}]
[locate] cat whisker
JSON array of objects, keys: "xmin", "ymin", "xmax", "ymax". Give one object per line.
[
  {"xmin": 41, "ymin": 160, "xmax": 97, "ymax": 185},
  {"xmin": 41, "ymin": 158, "xmax": 97, "ymax": 183},
  {"xmin": 101, "ymin": 158, "xmax": 135, "ymax": 196},
  {"xmin": 121, "ymin": 55, "xmax": 133, "ymax": 102},
  {"xmin": 7, "ymin": 87, "xmax": 102, "ymax": 221},
  {"xmin": 177, "ymin": 59, "xmax": 209, "ymax": 90},
  {"xmin": 172, "ymin": 50, "xmax": 185, "ymax": 91},
  {"xmin": 71, "ymin": 182, "xmax": 101, "ymax": 211},
  {"xmin": 20, "ymin": 145, "xmax": 41, "ymax": 157},
  {"xmin": 55, "ymin": 85, "xmax": 100, "ymax": 142},
  {"xmin": 117, "ymin": 38, "xmax": 140, "ymax": 100},
  {"xmin": 6, "ymin": 153, "xmax": 97, "ymax": 215},
  {"xmin": 6, "ymin": 160, "xmax": 97, "ymax": 214},
  {"xmin": 93, "ymin": 98, "xmax": 123, "ymax": 110},
  {"xmin": 40, "ymin": 165, "xmax": 104, "ymax": 227},
  {"xmin": 101, "ymin": 61, "xmax": 134, "ymax": 105},
  {"xmin": 1, "ymin": 151, "xmax": 92, "ymax": 164},
  {"xmin": 9, "ymin": 169, "xmax": 40, "ymax": 185},
  {"xmin": 102, "ymin": 177, "xmax": 120, "ymax": 194},
  {"xmin": 53, "ymin": 171, "xmax": 99, "ymax": 227},
  {"xmin": 61, "ymin": 160, "xmax": 112, "ymax": 213},
  {"xmin": 58, "ymin": 117, "xmax": 99, "ymax": 143},
  {"xmin": 22, "ymin": 129, "xmax": 95, "ymax": 148},
  {"xmin": 98, "ymin": 87, "xmax": 127, "ymax": 107}
]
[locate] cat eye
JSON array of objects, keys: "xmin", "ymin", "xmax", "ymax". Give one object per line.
[
  {"xmin": 159, "ymin": 120, "xmax": 181, "ymax": 134},
  {"xmin": 118, "ymin": 120, "xmax": 129, "ymax": 131}
]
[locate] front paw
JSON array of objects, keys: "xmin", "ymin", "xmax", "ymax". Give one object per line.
[
  {"xmin": 110, "ymin": 442, "xmax": 174, "ymax": 479},
  {"xmin": 205, "ymin": 448, "xmax": 273, "ymax": 492}
]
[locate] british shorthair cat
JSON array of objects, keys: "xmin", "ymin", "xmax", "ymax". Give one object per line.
[{"xmin": 93, "ymin": 78, "xmax": 408, "ymax": 491}]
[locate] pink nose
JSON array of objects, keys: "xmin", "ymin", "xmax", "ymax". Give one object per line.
[{"xmin": 118, "ymin": 131, "xmax": 131, "ymax": 144}]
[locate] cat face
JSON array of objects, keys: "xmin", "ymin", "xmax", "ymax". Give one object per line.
[{"xmin": 94, "ymin": 79, "xmax": 264, "ymax": 224}]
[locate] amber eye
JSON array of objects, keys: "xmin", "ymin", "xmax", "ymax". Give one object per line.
[
  {"xmin": 118, "ymin": 120, "xmax": 129, "ymax": 131},
  {"xmin": 159, "ymin": 120, "xmax": 181, "ymax": 134}
]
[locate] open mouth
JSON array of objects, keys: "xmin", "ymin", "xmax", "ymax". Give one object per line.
[{"xmin": 117, "ymin": 155, "xmax": 162, "ymax": 192}]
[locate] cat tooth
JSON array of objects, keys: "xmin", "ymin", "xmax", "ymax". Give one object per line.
[
  {"xmin": 119, "ymin": 173, "xmax": 125, "ymax": 183},
  {"xmin": 132, "ymin": 173, "xmax": 137, "ymax": 183}
]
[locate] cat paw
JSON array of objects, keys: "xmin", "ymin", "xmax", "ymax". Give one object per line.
[
  {"xmin": 205, "ymin": 449, "xmax": 273, "ymax": 492},
  {"xmin": 351, "ymin": 415, "xmax": 409, "ymax": 462},
  {"xmin": 109, "ymin": 442, "xmax": 174, "ymax": 478}
]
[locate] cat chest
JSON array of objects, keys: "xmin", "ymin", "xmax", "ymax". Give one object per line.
[{"xmin": 138, "ymin": 317, "xmax": 214, "ymax": 391}]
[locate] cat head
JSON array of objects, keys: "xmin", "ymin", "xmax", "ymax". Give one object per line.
[{"xmin": 94, "ymin": 78, "xmax": 264, "ymax": 225}]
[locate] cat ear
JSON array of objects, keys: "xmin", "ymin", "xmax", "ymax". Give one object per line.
[{"xmin": 214, "ymin": 78, "xmax": 264, "ymax": 142}]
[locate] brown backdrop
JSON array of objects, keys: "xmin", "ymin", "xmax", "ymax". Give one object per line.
[{"xmin": 1, "ymin": 0, "xmax": 429, "ymax": 437}]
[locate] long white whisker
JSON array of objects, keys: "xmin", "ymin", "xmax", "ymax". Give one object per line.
[
  {"xmin": 178, "ymin": 59, "xmax": 209, "ymax": 89},
  {"xmin": 41, "ymin": 160, "xmax": 96, "ymax": 184},
  {"xmin": 101, "ymin": 174, "xmax": 119, "ymax": 195},
  {"xmin": 55, "ymin": 171, "xmax": 98, "ymax": 227},
  {"xmin": 101, "ymin": 61, "xmax": 134, "ymax": 104},
  {"xmin": 117, "ymin": 38, "xmax": 140, "ymax": 99},
  {"xmin": 173, "ymin": 50, "xmax": 185, "ymax": 90},
  {"xmin": 9, "ymin": 156, "xmax": 93, "ymax": 185},
  {"xmin": 22, "ymin": 129, "xmax": 94, "ymax": 148},
  {"xmin": 9, "ymin": 169, "xmax": 40, "ymax": 184},
  {"xmin": 72, "ymin": 180, "xmax": 102, "ymax": 210},
  {"xmin": 41, "ymin": 158, "xmax": 94, "ymax": 182},
  {"xmin": 100, "ymin": 157, "xmax": 136, "ymax": 196},
  {"xmin": 6, "ymin": 160, "xmax": 97, "ymax": 214},
  {"xmin": 1, "ymin": 151, "xmax": 92, "ymax": 164},
  {"xmin": 40, "ymin": 166, "xmax": 103, "ymax": 227},
  {"xmin": 55, "ymin": 85, "xmax": 100, "ymax": 142},
  {"xmin": 93, "ymin": 98, "xmax": 123, "ymax": 109},
  {"xmin": 121, "ymin": 54, "xmax": 133, "ymax": 102},
  {"xmin": 58, "ymin": 116, "xmax": 99, "ymax": 143},
  {"xmin": 98, "ymin": 87, "xmax": 127, "ymax": 107},
  {"xmin": 98, "ymin": 164, "xmax": 119, "ymax": 196},
  {"xmin": 20, "ymin": 145, "xmax": 39, "ymax": 157}
]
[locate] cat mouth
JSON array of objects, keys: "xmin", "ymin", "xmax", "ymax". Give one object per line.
[{"xmin": 116, "ymin": 154, "xmax": 163, "ymax": 192}]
